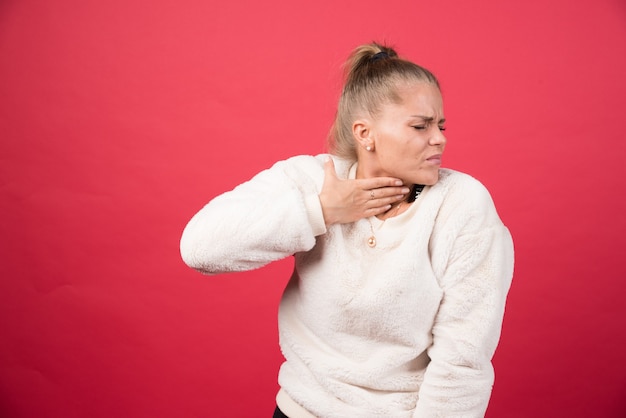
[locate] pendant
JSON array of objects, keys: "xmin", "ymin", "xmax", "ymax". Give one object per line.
[{"xmin": 367, "ymin": 236, "xmax": 376, "ymax": 248}]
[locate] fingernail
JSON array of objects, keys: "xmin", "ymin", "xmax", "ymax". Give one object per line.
[
  {"xmin": 401, "ymin": 188, "xmax": 410, "ymax": 194},
  {"xmin": 395, "ymin": 180, "xmax": 403, "ymax": 186}
]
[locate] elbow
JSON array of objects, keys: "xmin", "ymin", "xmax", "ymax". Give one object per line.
[
  {"xmin": 179, "ymin": 225, "xmax": 210, "ymax": 273},
  {"xmin": 179, "ymin": 242, "xmax": 198, "ymax": 270},
  {"xmin": 179, "ymin": 224, "xmax": 230, "ymax": 275},
  {"xmin": 180, "ymin": 242, "xmax": 216, "ymax": 275},
  {"xmin": 180, "ymin": 236, "xmax": 200, "ymax": 271}
]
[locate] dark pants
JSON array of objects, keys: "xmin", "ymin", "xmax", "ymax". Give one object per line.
[{"xmin": 273, "ymin": 406, "xmax": 289, "ymax": 418}]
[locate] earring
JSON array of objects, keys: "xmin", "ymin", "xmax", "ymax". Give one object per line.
[{"xmin": 366, "ymin": 145, "xmax": 372, "ymax": 151}]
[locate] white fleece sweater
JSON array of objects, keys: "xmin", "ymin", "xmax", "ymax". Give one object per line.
[{"xmin": 180, "ymin": 154, "xmax": 514, "ymax": 418}]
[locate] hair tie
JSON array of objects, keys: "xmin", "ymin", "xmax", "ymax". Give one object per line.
[
  {"xmin": 370, "ymin": 51, "xmax": 389, "ymax": 62},
  {"xmin": 407, "ymin": 184, "xmax": 425, "ymax": 203}
]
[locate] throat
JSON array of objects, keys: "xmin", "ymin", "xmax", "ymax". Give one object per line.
[
  {"xmin": 377, "ymin": 200, "xmax": 407, "ymax": 221},
  {"xmin": 366, "ymin": 184, "xmax": 425, "ymax": 248}
]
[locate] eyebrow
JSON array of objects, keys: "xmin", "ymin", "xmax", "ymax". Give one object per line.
[{"xmin": 410, "ymin": 115, "xmax": 446, "ymax": 124}]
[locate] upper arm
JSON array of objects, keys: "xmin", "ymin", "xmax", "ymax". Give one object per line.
[{"xmin": 179, "ymin": 156, "xmax": 328, "ymax": 274}]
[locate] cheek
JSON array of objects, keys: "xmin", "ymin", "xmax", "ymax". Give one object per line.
[{"xmin": 408, "ymin": 141, "xmax": 428, "ymax": 156}]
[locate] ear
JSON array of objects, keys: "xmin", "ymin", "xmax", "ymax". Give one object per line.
[{"xmin": 352, "ymin": 118, "xmax": 374, "ymax": 152}]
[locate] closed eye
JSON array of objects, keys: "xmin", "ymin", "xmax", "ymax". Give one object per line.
[{"xmin": 412, "ymin": 125, "xmax": 445, "ymax": 131}]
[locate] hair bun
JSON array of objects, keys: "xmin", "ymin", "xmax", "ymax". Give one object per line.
[{"xmin": 370, "ymin": 51, "xmax": 390, "ymax": 62}]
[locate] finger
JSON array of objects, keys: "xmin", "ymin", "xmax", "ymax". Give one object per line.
[
  {"xmin": 360, "ymin": 177, "xmax": 404, "ymax": 188},
  {"xmin": 365, "ymin": 195, "xmax": 406, "ymax": 214},
  {"xmin": 371, "ymin": 194, "xmax": 408, "ymax": 206},
  {"xmin": 367, "ymin": 186, "xmax": 410, "ymax": 202},
  {"xmin": 364, "ymin": 204, "xmax": 392, "ymax": 217}
]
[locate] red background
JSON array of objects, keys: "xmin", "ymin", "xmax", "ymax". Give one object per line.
[{"xmin": 1, "ymin": 0, "xmax": 625, "ymax": 417}]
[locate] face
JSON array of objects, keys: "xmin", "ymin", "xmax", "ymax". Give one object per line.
[{"xmin": 357, "ymin": 82, "xmax": 446, "ymax": 186}]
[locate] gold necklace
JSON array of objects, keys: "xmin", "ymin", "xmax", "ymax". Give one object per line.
[{"xmin": 366, "ymin": 201, "xmax": 403, "ymax": 248}]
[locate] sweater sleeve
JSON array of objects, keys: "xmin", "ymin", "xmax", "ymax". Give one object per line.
[
  {"xmin": 180, "ymin": 155, "xmax": 327, "ymax": 274},
  {"xmin": 414, "ymin": 177, "xmax": 514, "ymax": 417}
]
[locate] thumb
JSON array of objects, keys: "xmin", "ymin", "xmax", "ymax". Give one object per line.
[{"xmin": 323, "ymin": 156, "xmax": 338, "ymax": 180}]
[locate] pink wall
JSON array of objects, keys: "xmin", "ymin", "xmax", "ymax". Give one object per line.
[{"xmin": 1, "ymin": 0, "xmax": 625, "ymax": 416}]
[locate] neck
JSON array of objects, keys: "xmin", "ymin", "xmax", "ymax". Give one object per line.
[
  {"xmin": 377, "ymin": 199, "xmax": 407, "ymax": 220},
  {"xmin": 355, "ymin": 159, "xmax": 411, "ymax": 189}
]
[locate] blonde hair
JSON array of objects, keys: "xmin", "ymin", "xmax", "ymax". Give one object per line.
[{"xmin": 329, "ymin": 43, "xmax": 440, "ymax": 160}]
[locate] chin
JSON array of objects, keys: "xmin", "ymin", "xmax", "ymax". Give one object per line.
[{"xmin": 415, "ymin": 172, "xmax": 439, "ymax": 186}]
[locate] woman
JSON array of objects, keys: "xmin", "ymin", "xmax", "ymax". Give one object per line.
[{"xmin": 180, "ymin": 43, "xmax": 514, "ymax": 418}]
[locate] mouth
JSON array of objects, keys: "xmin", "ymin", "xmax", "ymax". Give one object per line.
[{"xmin": 426, "ymin": 154, "xmax": 442, "ymax": 164}]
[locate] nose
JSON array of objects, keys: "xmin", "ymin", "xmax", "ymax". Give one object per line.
[{"xmin": 430, "ymin": 127, "xmax": 446, "ymax": 146}]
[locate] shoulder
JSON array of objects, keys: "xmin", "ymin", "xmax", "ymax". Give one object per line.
[
  {"xmin": 274, "ymin": 154, "xmax": 353, "ymax": 179},
  {"xmin": 430, "ymin": 168, "xmax": 503, "ymax": 227},
  {"xmin": 437, "ymin": 168, "xmax": 490, "ymax": 195},
  {"xmin": 244, "ymin": 154, "xmax": 352, "ymax": 196},
  {"xmin": 249, "ymin": 154, "xmax": 324, "ymax": 183},
  {"xmin": 435, "ymin": 168, "xmax": 496, "ymax": 210}
]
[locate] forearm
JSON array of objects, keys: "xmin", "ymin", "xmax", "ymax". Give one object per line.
[
  {"xmin": 416, "ymin": 222, "xmax": 514, "ymax": 417},
  {"xmin": 414, "ymin": 360, "xmax": 494, "ymax": 418}
]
